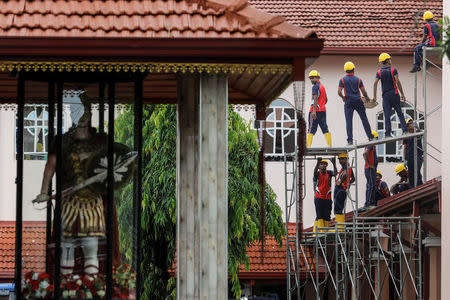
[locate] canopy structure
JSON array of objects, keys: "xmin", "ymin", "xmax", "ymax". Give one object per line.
[
  {"xmin": 0, "ymin": 0, "xmax": 323, "ymax": 105},
  {"xmin": 0, "ymin": 1, "xmax": 323, "ymax": 299}
]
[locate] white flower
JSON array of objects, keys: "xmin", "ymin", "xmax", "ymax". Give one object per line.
[
  {"xmin": 62, "ymin": 290, "xmax": 69, "ymax": 298},
  {"xmin": 69, "ymin": 290, "xmax": 77, "ymax": 297},
  {"xmin": 72, "ymin": 275, "xmax": 80, "ymax": 280},
  {"xmin": 76, "ymin": 279, "xmax": 82, "ymax": 286},
  {"xmin": 86, "ymin": 275, "xmax": 94, "ymax": 281},
  {"xmin": 40, "ymin": 280, "xmax": 50, "ymax": 289},
  {"xmin": 97, "ymin": 290, "xmax": 105, "ymax": 297},
  {"xmin": 85, "ymin": 291, "xmax": 93, "ymax": 299},
  {"xmin": 32, "ymin": 273, "xmax": 38, "ymax": 280}
]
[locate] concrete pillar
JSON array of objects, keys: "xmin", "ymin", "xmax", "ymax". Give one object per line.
[
  {"xmin": 177, "ymin": 73, "xmax": 228, "ymax": 300},
  {"xmin": 424, "ymin": 237, "xmax": 441, "ymax": 300}
]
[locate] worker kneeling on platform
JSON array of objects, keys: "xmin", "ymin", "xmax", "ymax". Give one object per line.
[
  {"xmin": 313, "ymin": 158, "xmax": 337, "ymax": 232},
  {"xmin": 307, "ymin": 70, "xmax": 331, "ymax": 147},
  {"xmin": 375, "ymin": 171, "xmax": 390, "ymax": 203},
  {"xmin": 409, "ymin": 11, "xmax": 441, "ymax": 73},
  {"xmin": 391, "ymin": 163, "xmax": 411, "ymax": 195},
  {"xmin": 374, "ymin": 53, "xmax": 408, "ymax": 137},
  {"xmin": 403, "ymin": 118, "xmax": 423, "ymax": 187},
  {"xmin": 338, "ymin": 62, "xmax": 374, "ymax": 145},
  {"xmin": 334, "ymin": 153, "xmax": 354, "ymax": 228}
]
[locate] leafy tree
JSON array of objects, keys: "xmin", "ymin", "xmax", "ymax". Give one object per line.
[
  {"xmin": 439, "ymin": 16, "xmax": 450, "ymax": 60},
  {"xmin": 115, "ymin": 104, "xmax": 285, "ymax": 299}
]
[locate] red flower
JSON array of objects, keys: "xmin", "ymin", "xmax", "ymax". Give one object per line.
[
  {"xmin": 25, "ymin": 272, "xmax": 33, "ymax": 280},
  {"xmin": 47, "ymin": 284, "xmax": 54, "ymax": 291},
  {"xmin": 30, "ymin": 279, "xmax": 39, "ymax": 290},
  {"xmin": 38, "ymin": 273, "xmax": 50, "ymax": 281}
]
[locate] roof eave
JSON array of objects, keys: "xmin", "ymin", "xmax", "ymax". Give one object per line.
[
  {"xmin": 322, "ymin": 46, "xmax": 414, "ymax": 55},
  {"xmin": 0, "ymin": 37, "xmax": 324, "ymax": 62}
]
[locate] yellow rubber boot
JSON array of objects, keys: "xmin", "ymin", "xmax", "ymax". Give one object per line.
[
  {"xmin": 335, "ymin": 214, "xmax": 345, "ymax": 232},
  {"xmin": 312, "ymin": 220, "xmax": 318, "ymax": 237},
  {"xmin": 324, "ymin": 132, "xmax": 332, "ymax": 147},
  {"xmin": 324, "ymin": 220, "xmax": 329, "ymax": 232},
  {"xmin": 307, "ymin": 133, "xmax": 314, "ymax": 147},
  {"xmin": 318, "ymin": 219, "xmax": 325, "ymax": 233}
]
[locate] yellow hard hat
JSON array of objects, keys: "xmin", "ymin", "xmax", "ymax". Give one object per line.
[
  {"xmin": 423, "ymin": 11, "xmax": 434, "ymax": 20},
  {"xmin": 406, "ymin": 118, "xmax": 413, "ymax": 124},
  {"xmin": 395, "ymin": 163, "xmax": 406, "ymax": 174},
  {"xmin": 379, "ymin": 53, "xmax": 391, "ymax": 62},
  {"xmin": 308, "ymin": 70, "xmax": 320, "ymax": 78},
  {"xmin": 344, "ymin": 61, "xmax": 355, "ymax": 72},
  {"xmin": 376, "ymin": 170, "xmax": 382, "ymax": 177},
  {"xmin": 372, "ymin": 130, "xmax": 379, "ymax": 139},
  {"xmin": 320, "ymin": 159, "xmax": 328, "ymax": 164},
  {"xmin": 338, "ymin": 153, "xmax": 348, "ymax": 158}
]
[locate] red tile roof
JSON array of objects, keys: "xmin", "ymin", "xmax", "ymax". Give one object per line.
[
  {"xmin": 249, "ymin": 0, "xmax": 443, "ymax": 51},
  {"xmin": 239, "ymin": 224, "xmax": 321, "ymax": 279},
  {"xmin": 0, "ymin": 221, "xmax": 46, "ymax": 280},
  {"xmin": 0, "ymin": 0, "xmax": 314, "ymax": 39}
]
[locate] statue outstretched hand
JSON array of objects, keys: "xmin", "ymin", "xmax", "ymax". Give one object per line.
[{"xmin": 33, "ymin": 193, "xmax": 50, "ymax": 203}]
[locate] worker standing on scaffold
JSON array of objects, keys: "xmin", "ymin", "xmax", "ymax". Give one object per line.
[
  {"xmin": 403, "ymin": 118, "xmax": 423, "ymax": 187},
  {"xmin": 307, "ymin": 70, "xmax": 332, "ymax": 147},
  {"xmin": 409, "ymin": 11, "xmax": 441, "ymax": 73},
  {"xmin": 313, "ymin": 158, "xmax": 337, "ymax": 232},
  {"xmin": 361, "ymin": 131, "xmax": 379, "ymax": 211},
  {"xmin": 334, "ymin": 153, "xmax": 355, "ymax": 226},
  {"xmin": 373, "ymin": 53, "xmax": 408, "ymax": 137},
  {"xmin": 338, "ymin": 62, "xmax": 374, "ymax": 145}
]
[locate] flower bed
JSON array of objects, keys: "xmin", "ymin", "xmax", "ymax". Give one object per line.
[{"xmin": 22, "ymin": 264, "xmax": 136, "ymax": 299}]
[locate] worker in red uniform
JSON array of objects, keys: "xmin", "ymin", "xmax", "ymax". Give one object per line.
[
  {"xmin": 338, "ymin": 61, "xmax": 374, "ymax": 145},
  {"xmin": 391, "ymin": 164, "xmax": 411, "ymax": 195},
  {"xmin": 307, "ymin": 70, "xmax": 332, "ymax": 147},
  {"xmin": 334, "ymin": 153, "xmax": 354, "ymax": 226},
  {"xmin": 410, "ymin": 11, "xmax": 441, "ymax": 73},
  {"xmin": 361, "ymin": 131, "xmax": 379, "ymax": 210},
  {"xmin": 313, "ymin": 158, "xmax": 337, "ymax": 232},
  {"xmin": 403, "ymin": 118, "xmax": 423, "ymax": 187},
  {"xmin": 375, "ymin": 171, "xmax": 390, "ymax": 203},
  {"xmin": 373, "ymin": 53, "xmax": 408, "ymax": 137}
]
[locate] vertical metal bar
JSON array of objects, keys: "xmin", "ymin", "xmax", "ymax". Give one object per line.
[
  {"xmin": 284, "ymin": 155, "xmax": 291, "ymax": 300},
  {"xmin": 133, "ymin": 76, "xmax": 143, "ymax": 299},
  {"xmin": 46, "ymin": 82, "xmax": 55, "ymax": 274},
  {"xmin": 54, "ymin": 81, "xmax": 64, "ymax": 300},
  {"xmin": 422, "ymin": 47, "xmax": 427, "ymax": 182},
  {"xmin": 398, "ymin": 223, "xmax": 403, "ymax": 298},
  {"xmin": 106, "ymin": 82, "xmax": 115, "ymax": 300},
  {"xmin": 418, "ymin": 219, "xmax": 423, "ymax": 300},
  {"xmin": 315, "ymin": 234, "xmax": 319, "ymax": 300},
  {"xmin": 99, "ymin": 82, "xmax": 105, "ymax": 134},
  {"xmin": 413, "ymin": 72, "xmax": 418, "ymax": 188},
  {"xmin": 14, "ymin": 73, "xmax": 24, "ymax": 300},
  {"xmin": 353, "ymin": 142, "xmax": 358, "ymax": 300}
]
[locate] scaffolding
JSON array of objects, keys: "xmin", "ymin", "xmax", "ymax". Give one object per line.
[{"xmin": 282, "ymin": 46, "xmax": 442, "ymax": 300}]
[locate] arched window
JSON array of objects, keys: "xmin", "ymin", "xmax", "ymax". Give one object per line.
[
  {"xmin": 376, "ymin": 102, "xmax": 424, "ymax": 163},
  {"xmin": 264, "ymin": 99, "xmax": 297, "ymax": 157}
]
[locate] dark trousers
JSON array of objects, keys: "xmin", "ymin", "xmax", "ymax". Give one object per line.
[
  {"xmin": 333, "ymin": 186, "xmax": 347, "ymax": 215},
  {"xmin": 344, "ymin": 99, "xmax": 373, "ymax": 143},
  {"xmin": 308, "ymin": 111, "xmax": 329, "ymax": 134},
  {"xmin": 382, "ymin": 91, "xmax": 407, "ymax": 135},
  {"xmin": 364, "ymin": 168, "xmax": 377, "ymax": 207},
  {"xmin": 392, "ymin": 182, "xmax": 411, "ymax": 195},
  {"xmin": 407, "ymin": 156, "xmax": 423, "ymax": 187},
  {"xmin": 314, "ymin": 197, "xmax": 332, "ymax": 221},
  {"xmin": 414, "ymin": 42, "xmax": 434, "ymax": 66}
]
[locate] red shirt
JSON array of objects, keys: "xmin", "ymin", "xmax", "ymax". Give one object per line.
[
  {"xmin": 309, "ymin": 81, "xmax": 327, "ymax": 112},
  {"xmin": 314, "ymin": 170, "xmax": 333, "ymax": 199},
  {"xmin": 336, "ymin": 164, "xmax": 352, "ymax": 190}
]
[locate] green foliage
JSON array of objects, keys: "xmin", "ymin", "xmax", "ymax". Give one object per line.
[
  {"xmin": 438, "ymin": 16, "xmax": 450, "ymax": 60},
  {"xmin": 115, "ymin": 105, "xmax": 285, "ymax": 299}
]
